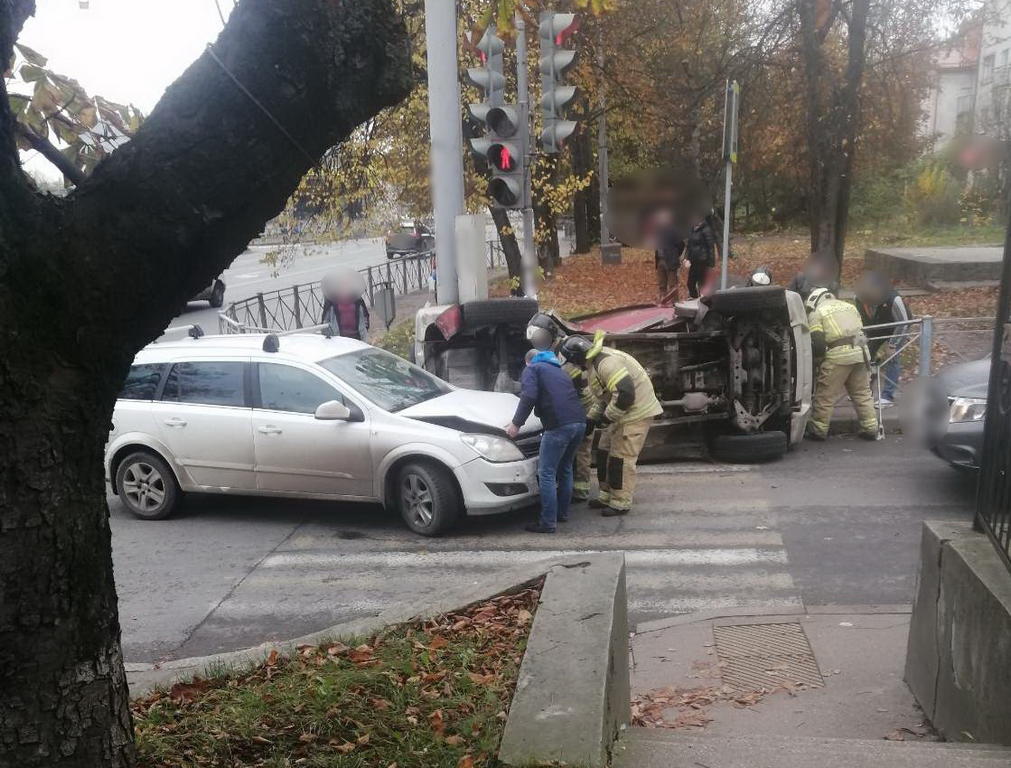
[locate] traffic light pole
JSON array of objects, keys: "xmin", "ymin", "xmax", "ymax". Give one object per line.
[
  {"xmin": 515, "ymin": 13, "xmax": 538, "ymax": 298},
  {"xmin": 424, "ymin": 0, "xmax": 465, "ymax": 304},
  {"xmin": 597, "ymin": 29, "xmax": 610, "ymax": 246}
]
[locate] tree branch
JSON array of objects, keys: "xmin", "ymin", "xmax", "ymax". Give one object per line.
[
  {"xmin": 52, "ymin": 0, "xmax": 411, "ymax": 355},
  {"xmin": 14, "ymin": 121, "xmax": 86, "ymax": 186}
]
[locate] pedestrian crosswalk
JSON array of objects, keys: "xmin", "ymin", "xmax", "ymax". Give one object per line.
[{"xmin": 187, "ymin": 467, "xmax": 801, "ymax": 653}]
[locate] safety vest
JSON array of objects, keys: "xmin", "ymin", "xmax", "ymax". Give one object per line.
[
  {"xmin": 808, "ymin": 298, "xmax": 866, "ymax": 366},
  {"xmin": 588, "ymin": 348, "xmax": 664, "ymax": 424}
]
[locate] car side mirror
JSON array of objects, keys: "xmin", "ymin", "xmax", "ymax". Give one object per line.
[{"xmin": 314, "ymin": 400, "xmax": 352, "ymax": 421}]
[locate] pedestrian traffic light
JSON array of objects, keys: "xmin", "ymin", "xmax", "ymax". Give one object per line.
[
  {"xmin": 538, "ymin": 11, "xmax": 578, "ymax": 154},
  {"xmin": 467, "ymin": 24, "xmax": 525, "ymax": 209}
]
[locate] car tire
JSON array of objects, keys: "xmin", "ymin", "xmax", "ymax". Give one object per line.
[
  {"xmin": 710, "ymin": 431, "xmax": 788, "ymax": 463},
  {"xmin": 209, "ymin": 281, "xmax": 225, "ymax": 308},
  {"xmin": 460, "ymin": 298, "xmax": 539, "ymax": 332},
  {"xmin": 115, "ymin": 450, "xmax": 180, "ymax": 520},
  {"xmin": 705, "ymin": 286, "xmax": 786, "ymax": 314},
  {"xmin": 396, "ymin": 460, "xmax": 460, "ymax": 536}
]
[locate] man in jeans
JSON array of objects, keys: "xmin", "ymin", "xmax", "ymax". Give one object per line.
[{"xmin": 507, "ymin": 349, "xmax": 587, "ymax": 533}]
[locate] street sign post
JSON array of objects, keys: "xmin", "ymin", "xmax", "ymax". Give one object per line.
[{"xmin": 720, "ymin": 80, "xmax": 739, "ymax": 290}]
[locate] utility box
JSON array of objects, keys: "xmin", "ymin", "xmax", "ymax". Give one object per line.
[
  {"xmin": 601, "ymin": 243, "xmax": 622, "ymax": 265},
  {"xmin": 456, "ymin": 213, "xmax": 489, "ymax": 303},
  {"xmin": 373, "ymin": 282, "xmax": 396, "ymax": 330}
]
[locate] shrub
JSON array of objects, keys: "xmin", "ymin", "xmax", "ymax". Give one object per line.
[{"xmin": 905, "ymin": 164, "xmax": 962, "ymax": 227}]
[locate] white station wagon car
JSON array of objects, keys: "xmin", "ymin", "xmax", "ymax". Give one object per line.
[{"xmin": 105, "ymin": 333, "xmax": 541, "ymax": 535}]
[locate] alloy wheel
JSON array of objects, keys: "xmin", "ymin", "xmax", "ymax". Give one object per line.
[
  {"xmin": 401, "ymin": 473, "xmax": 434, "ymax": 528},
  {"xmin": 121, "ymin": 461, "xmax": 167, "ymax": 514}
]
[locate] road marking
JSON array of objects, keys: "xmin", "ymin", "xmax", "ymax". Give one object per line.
[{"xmin": 260, "ymin": 547, "xmax": 788, "ymax": 570}]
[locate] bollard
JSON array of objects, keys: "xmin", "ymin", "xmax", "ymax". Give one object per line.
[
  {"xmin": 293, "ymin": 284, "xmax": 302, "ymax": 329},
  {"xmin": 919, "ymin": 315, "xmax": 933, "ymax": 378}
]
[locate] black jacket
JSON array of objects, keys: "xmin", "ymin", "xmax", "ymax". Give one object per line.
[
  {"xmin": 685, "ymin": 221, "xmax": 717, "ymax": 268},
  {"xmin": 857, "ymin": 290, "xmax": 910, "ymax": 355}
]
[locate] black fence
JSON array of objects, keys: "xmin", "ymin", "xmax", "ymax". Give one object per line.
[
  {"xmin": 976, "ymin": 224, "xmax": 1011, "ymax": 573},
  {"xmin": 220, "ymin": 240, "xmax": 508, "ymax": 334}
]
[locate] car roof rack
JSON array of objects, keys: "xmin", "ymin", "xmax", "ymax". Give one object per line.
[{"xmin": 157, "ymin": 323, "xmax": 204, "ymax": 341}]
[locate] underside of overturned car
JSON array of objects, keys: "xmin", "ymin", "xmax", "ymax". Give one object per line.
[{"xmin": 414, "ymin": 286, "xmax": 812, "ymax": 463}]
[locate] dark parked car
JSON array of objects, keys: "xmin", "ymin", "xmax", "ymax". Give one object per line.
[
  {"xmin": 385, "ymin": 220, "xmax": 434, "ymax": 259},
  {"xmin": 192, "ymin": 277, "xmax": 226, "ymax": 308},
  {"xmin": 927, "ymin": 357, "xmax": 989, "ymax": 470}
]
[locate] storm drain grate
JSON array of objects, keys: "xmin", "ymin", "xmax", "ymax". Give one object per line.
[{"xmin": 712, "ymin": 622, "xmax": 824, "ymax": 691}]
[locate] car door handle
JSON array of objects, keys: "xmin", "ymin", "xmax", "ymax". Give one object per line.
[
  {"xmin": 163, "ymin": 417, "xmax": 187, "ymax": 427},
  {"xmin": 257, "ymin": 425, "xmax": 283, "ymax": 435}
]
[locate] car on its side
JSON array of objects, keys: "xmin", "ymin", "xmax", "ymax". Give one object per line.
[
  {"xmin": 926, "ymin": 357, "xmax": 989, "ymax": 470},
  {"xmin": 191, "ymin": 277, "xmax": 226, "ymax": 308},
  {"xmin": 105, "ymin": 333, "xmax": 541, "ymax": 535},
  {"xmin": 413, "ymin": 288, "xmax": 813, "ymax": 463},
  {"xmin": 385, "ymin": 220, "xmax": 435, "ymax": 259}
]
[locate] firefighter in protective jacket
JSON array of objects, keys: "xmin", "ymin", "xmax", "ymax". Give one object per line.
[
  {"xmin": 805, "ymin": 288, "xmax": 880, "ymax": 440},
  {"xmin": 560, "ymin": 334, "xmax": 663, "ymax": 515}
]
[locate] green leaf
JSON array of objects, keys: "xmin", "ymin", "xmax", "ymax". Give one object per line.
[
  {"xmin": 8, "ymin": 94, "xmax": 29, "ymax": 116},
  {"xmin": 14, "ymin": 43, "xmax": 47, "ymax": 68},
  {"xmin": 19, "ymin": 64, "xmax": 47, "ymax": 83}
]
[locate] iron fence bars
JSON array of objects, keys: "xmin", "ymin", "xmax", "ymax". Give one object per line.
[{"xmin": 975, "ymin": 223, "xmax": 1011, "ymax": 573}]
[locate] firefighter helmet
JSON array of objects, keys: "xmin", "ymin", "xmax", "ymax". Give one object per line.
[
  {"xmin": 526, "ymin": 313, "xmax": 558, "ymax": 351},
  {"xmin": 560, "ymin": 335, "xmax": 594, "ymax": 365},
  {"xmin": 806, "ymin": 287, "xmax": 833, "ymax": 312}
]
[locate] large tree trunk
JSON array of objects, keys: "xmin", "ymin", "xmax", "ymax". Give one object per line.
[
  {"xmin": 797, "ymin": 0, "xmax": 870, "ymax": 268},
  {"xmin": 0, "ymin": 1, "xmax": 410, "ymax": 765},
  {"xmin": 571, "ymin": 123, "xmax": 593, "ymax": 254},
  {"xmin": 489, "ymin": 205, "xmax": 523, "ymax": 294}
]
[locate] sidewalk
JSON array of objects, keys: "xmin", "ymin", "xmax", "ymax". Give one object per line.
[{"xmin": 629, "ymin": 607, "xmax": 934, "ymax": 742}]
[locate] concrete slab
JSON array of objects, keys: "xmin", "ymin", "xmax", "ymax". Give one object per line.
[
  {"xmin": 498, "ymin": 553, "xmax": 630, "ymax": 768},
  {"xmin": 864, "ymin": 246, "xmax": 1004, "ymax": 287},
  {"xmin": 905, "ymin": 520, "xmax": 1011, "ymax": 745},
  {"xmin": 630, "ymin": 608, "xmax": 932, "ymax": 741}
]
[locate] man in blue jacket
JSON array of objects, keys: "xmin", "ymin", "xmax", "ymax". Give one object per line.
[{"xmin": 506, "ymin": 349, "xmax": 587, "ymax": 533}]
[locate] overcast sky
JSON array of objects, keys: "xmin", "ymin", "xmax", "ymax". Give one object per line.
[{"xmin": 18, "ymin": 0, "xmax": 232, "ymax": 179}]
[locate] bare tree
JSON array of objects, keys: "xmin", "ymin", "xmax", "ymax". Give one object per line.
[{"xmin": 0, "ymin": 1, "xmax": 409, "ymax": 765}]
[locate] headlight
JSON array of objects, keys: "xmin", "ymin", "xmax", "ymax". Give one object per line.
[
  {"xmin": 460, "ymin": 434, "xmax": 524, "ymax": 463},
  {"xmin": 949, "ymin": 397, "xmax": 987, "ymax": 424}
]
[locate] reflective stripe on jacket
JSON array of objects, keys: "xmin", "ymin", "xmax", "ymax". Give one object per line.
[
  {"xmin": 588, "ymin": 348, "xmax": 663, "ymax": 424},
  {"xmin": 808, "ymin": 298, "xmax": 865, "ymax": 366}
]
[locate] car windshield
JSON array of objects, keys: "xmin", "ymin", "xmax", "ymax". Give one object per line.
[{"xmin": 319, "ymin": 348, "xmax": 451, "ymax": 412}]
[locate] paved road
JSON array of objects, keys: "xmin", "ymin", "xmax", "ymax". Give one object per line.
[
  {"xmin": 165, "ymin": 238, "xmax": 387, "ymax": 338},
  {"xmin": 110, "ymin": 436, "xmax": 975, "ymax": 664}
]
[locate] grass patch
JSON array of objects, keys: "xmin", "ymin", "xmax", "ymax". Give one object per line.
[
  {"xmin": 373, "ymin": 319, "xmax": 416, "ymax": 360},
  {"xmin": 133, "ymin": 586, "xmax": 541, "ymax": 768}
]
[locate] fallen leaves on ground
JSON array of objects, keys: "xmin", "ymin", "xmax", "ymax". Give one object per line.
[
  {"xmin": 132, "ymin": 583, "xmax": 542, "ymax": 768},
  {"xmin": 631, "ymin": 680, "xmax": 813, "ymax": 731}
]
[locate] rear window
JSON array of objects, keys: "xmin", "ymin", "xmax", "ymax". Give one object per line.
[
  {"xmin": 162, "ymin": 361, "xmax": 246, "ymax": 407},
  {"xmin": 119, "ymin": 363, "xmax": 165, "ymax": 400}
]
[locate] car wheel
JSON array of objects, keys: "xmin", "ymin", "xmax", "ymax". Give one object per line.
[
  {"xmin": 209, "ymin": 281, "xmax": 225, "ymax": 308},
  {"xmin": 460, "ymin": 298, "xmax": 539, "ymax": 332},
  {"xmin": 705, "ymin": 286, "xmax": 786, "ymax": 314},
  {"xmin": 396, "ymin": 461, "xmax": 460, "ymax": 536},
  {"xmin": 115, "ymin": 451, "xmax": 179, "ymax": 520},
  {"xmin": 710, "ymin": 431, "xmax": 788, "ymax": 463}
]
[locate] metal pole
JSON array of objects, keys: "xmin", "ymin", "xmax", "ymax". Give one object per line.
[
  {"xmin": 515, "ymin": 12, "xmax": 537, "ymax": 298},
  {"xmin": 721, "ymin": 161, "xmax": 732, "ymax": 290},
  {"xmin": 919, "ymin": 315, "xmax": 933, "ymax": 379},
  {"xmin": 598, "ymin": 27, "xmax": 610, "ymax": 246},
  {"xmin": 424, "ymin": 0, "xmax": 464, "ymax": 304}
]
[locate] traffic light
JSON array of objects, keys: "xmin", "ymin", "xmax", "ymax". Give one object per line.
[
  {"xmin": 538, "ymin": 12, "xmax": 578, "ymax": 154},
  {"xmin": 467, "ymin": 24, "xmax": 525, "ymax": 209}
]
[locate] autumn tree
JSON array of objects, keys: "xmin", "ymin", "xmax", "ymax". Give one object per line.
[{"xmin": 0, "ymin": 1, "xmax": 410, "ymax": 765}]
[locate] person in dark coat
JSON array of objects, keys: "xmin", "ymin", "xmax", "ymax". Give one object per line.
[
  {"xmin": 652, "ymin": 211, "xmax": 685, "ymax": 304},
  {"xmin": 506, "ymin": 349, "xmax": 587, "ymax": 533},
  {"xmin": 683, "ymin": 215, "xmax": 719, "ymax": 298},
  {"xmin": 321, "ymin": 270, "xmax": 370, "ymax": 340},
  {"xmin": 856, "ymin": 271, "xmax": 911, "ymax": 406}
]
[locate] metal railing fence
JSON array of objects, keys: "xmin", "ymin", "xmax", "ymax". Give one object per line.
[{"xmin": 220, "ymin": 239, "xmax": 509, "ymax": 334}]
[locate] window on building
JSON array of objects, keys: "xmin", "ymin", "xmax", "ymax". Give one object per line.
[
  {"xmin": 982, "ymin": 54, "xmax": 995, "ymax": 84},
  {"xmin": 1000, "ymin": 49, "xmax": 1009, "ymax": 68}
]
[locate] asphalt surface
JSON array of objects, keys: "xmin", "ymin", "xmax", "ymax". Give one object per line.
[
  {"xmin": 109, "ymin": 436, "xmax": 976, "ymax": 664},
  {"xmin": 165, "ymin": 238, "xmax": 387, "ymax": 338}
]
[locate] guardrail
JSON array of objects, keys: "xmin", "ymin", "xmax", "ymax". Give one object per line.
[{"xmin": 220, "ymin": 239, "xmax": 510, "ymax": 334}]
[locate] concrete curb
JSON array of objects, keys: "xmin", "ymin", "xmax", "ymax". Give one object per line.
[
  {"xmin": 634, "ymin": 603, "xmax": 912, "ymax": 635},
  {"xmin": 498, "ymin": 552, "xmax": 630, "ymax": 768},
  {"xmin": 126, "ymin": 552, "xmax": 600, "ymax": 698}
]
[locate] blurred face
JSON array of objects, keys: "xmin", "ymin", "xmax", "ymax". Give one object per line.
[{"xmin": 856, "ymin": 275, "xmax": 884, "ymax": 304}]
